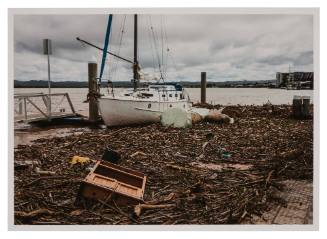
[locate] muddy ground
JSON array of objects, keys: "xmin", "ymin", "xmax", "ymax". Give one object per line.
[{"xmin": 14, "ymin": 104, "xmax": 313, "ymax": 225}]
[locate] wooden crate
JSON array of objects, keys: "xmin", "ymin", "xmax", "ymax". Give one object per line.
[{"xmin": 78, "ymin": 160, "xmax": 146, "ymax": 205}]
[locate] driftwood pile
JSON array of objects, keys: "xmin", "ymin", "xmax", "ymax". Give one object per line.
[{"xmin": 14, "ymin": 105, "xmax": 313, "ymax": 225}]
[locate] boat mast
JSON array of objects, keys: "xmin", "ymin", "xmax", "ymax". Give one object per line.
[{"xmin": 133, "ymin": 14, "xmax": 139, "ymax": 91}]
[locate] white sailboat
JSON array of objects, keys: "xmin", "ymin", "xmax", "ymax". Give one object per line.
[
  {"xmin": 78, "ymin": 14, "xmax": 192, "ymax": 126},
  {"xmin": 98, "ymin": 84, "xmax": 191, "ymax": 126}
]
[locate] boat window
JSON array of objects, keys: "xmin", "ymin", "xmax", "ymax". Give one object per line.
[
  {"xmin": 180, "ymin": 94, "xmax": 183, "ymax": 99},
  {"xmin": 141, "ymin": 93, "xmax": 153, "ymax": 97},
  {"xmin": 169, "ymin": 94, "xmax": 172, "ymax": 97},
  {"xmin": 169, "ymin": 104, "xmax": 172, "ymax": 108},
  {"xmin": 148, "ymin": 103, "xmax": 151, "ymax": 109},
  {"xmin": 162, "ymin": 94, "xmax": 166, "ymax": 98},
  {"xmin": 175, "ymin": 94, "xmax": 178, "ymax": 97}
]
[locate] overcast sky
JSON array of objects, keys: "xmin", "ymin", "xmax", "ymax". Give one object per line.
[{"xmin": 14, "ymin": 14, "xmax": 313, "ymax": 82}]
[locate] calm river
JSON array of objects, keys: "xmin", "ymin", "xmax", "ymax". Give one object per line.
[{"xmin": 13, "ymin": 87, "xmax": 313, "ymax": 147}]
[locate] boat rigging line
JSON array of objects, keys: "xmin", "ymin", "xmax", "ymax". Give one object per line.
[
  {"xmin": 76, "ymin": 37, "xmax": 134, "ymax": 65},
  {"xmin": 77, "ymin": 14, "xmax": 177, "ymax": 85},
  {"xmin": 109, "ymin": 15, "xmax": 127, "ymax": 83},
  {"xmin": 145, "ymin": 16, "xmax": 159, "ymax": 80},
  {"xmin": 145, "ymin": 15, "xmax": 175, "ymax": 82},
  {"xmin": 148, "ymin": 16, "xmax": 165, "ymax": 81}
]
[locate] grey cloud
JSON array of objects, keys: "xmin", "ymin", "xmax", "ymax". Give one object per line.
[
  {"xmin": 257, "ymin": 50, "xmax": 313, "ymax": 66},
  {"xmin": 257, "ymin": 55, "xmax": 295, "ymax": 65},
  {"xmin": 14, "ymin": 14, "xmax": 314, "ymax": 82},
  {"xmin": 294, "ymin": 51, "xmax": 313, "ymax": 66}
]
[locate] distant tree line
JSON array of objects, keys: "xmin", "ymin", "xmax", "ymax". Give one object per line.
[{"xmin": 14, "ymin": 80, "xmax": 276, "ymax": 88}]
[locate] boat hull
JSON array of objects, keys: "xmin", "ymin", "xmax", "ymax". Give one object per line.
[{"xmin": 98, "ymin": 98, "xmax": 190, "ymax": 126}]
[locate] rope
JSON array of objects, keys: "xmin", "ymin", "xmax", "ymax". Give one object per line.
[
  {"xmin": 149, "ymin": 16, "xmax": 164, "ymax": 81},
  {"xmin": 146, "ymin": 17, "xmax": 159, "ymax": 78},
  {"xmin": 160, "ymin": 16, "xmax": 164, "ymax": 78},
  {"xmin": 85, "ymin": 89, "xmax": 101, "ymax": 103},
  {"xmin": 163, "ymin": 15, "xmax": 178, "ymax": 76},
  {"xmin": 163, "ymin": 16, "xmax": 170, "ymax": 78},
  {"xmin": 110, "ymin": 15, "xmax": 126, "ymax": 82}
]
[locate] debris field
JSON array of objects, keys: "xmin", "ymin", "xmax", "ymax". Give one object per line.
[{"xmin": 14, "ymin": 104, "xmax": 313, "ymax": 225}]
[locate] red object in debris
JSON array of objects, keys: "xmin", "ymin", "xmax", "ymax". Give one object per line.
[{"xmin": 78, "ymin": 160, "xmax": 146, "ymax": 205}]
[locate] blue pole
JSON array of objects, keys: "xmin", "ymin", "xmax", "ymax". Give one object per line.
[{"xmin": 99, "ymin": 14, "xmax": 113, "ymax": 82}]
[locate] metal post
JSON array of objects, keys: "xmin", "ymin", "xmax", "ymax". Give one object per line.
[
  {"xmin": 66, "ymin": 93, "xmax": 76, "ymax": 114},
  {"xmin": 43, "ymin": 39, "xmax": 52, "ymax": 120},
  {"xmin": 201, "ymin": 72, "xmax": 207, "ymax": 104},
  {"xmin": 18, "ymin": 98, "xmax": 23, "ymax": 114},
  {"xmin": 47, "ymin": 54, "xmax": 51, "ymax": 120},
  {"xmin": 23, "ymin": 98, "xmax": 27, "ymax": 120},
  {"xmin": 88, "ymin": 62, "xmax": 99, "ymax": 122}
]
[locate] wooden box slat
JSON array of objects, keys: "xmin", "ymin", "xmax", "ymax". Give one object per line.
[{"xmin": 78, "ymin": 160, "xmax": 146, "ymax": 205}]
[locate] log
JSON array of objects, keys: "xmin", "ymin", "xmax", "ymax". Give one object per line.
[
  {"xmin": 191, "ymin": 112, "xmax": 202, "ymax": 124},
  {"xmin": 206, "ymin": 109, "xmax": 234, "ymax": 124},
  {"xmin": 134, "ymin": 203, "xmax": 176, "ymax": 217},
  {"xmin": 34, "ymin": 167, "xmax": 56, "ymax": 175},
  {"xmin": 15, "ymin": 208, "xmax": 54, "ymax": 219}
]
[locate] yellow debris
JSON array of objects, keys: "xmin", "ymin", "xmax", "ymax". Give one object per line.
[{"xmin": 71, "ymin": 156, "xmax": 90, "ymax": 165}]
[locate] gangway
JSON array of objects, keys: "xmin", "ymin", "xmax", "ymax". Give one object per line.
[{"xmin": 14, "ymin": 92, "xmax": 77, "ymax": 123}]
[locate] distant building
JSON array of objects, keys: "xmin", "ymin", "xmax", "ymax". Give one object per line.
[{"xmin": 276, "ymin": 72, "xmax": 313, "ymax": 89}]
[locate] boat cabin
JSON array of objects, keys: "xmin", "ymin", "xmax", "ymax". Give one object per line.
[{"xmin": 118, "ymin": 83, "xmax": 189, "ymax": 102}]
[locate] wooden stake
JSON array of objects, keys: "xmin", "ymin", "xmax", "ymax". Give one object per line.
[
  {"xmin": 201, "ymin": 72, "xmax": 207, "ymax": 104},
  {"xmin": 88, "ymin": 62, "xmax": 99, "ymax": 122}
]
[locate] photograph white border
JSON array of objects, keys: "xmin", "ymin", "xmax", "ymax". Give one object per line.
[{"xmin": 7, "ymin": 7, "xmax": 320, "ymax": 231}]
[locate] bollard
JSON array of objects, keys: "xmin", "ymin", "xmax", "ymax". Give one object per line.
[
  {"xmin": 302, "ymin": 96, "xmax": 310, "ymax": 118},
  {"xmin": 201, "ymin": 72, "xmax": 206, "ymax": 104},
  {"xmin": 292, "ymin": 95, "xmax": 311, "ymax": 119},
  {"xmin": 88, "ymin": 62, "xmax": 99, "ymax": 122},
  {"xmin": 292, "ymin": 96, "xmax": 302, "ymax": 119}
]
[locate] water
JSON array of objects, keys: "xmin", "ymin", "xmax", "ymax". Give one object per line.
[
  {"xmin": 191, "ymin": 88, "xmax": 313, "ymax": 105},
  {"xmin": 14, "ymin": 87, "xmax": 314, "ymax": 112},
  {"xmin": 14, "ymin": 127, "xmax": 89, "ymax": 148},
  {"xmin": 13, "ymin": 87, "xmax": 313, "ymax": 146}
]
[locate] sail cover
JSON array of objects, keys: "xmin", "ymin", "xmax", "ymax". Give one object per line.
[{"xmin": 99, "ymin": 14, "xmax": 113, "ymax": 82}]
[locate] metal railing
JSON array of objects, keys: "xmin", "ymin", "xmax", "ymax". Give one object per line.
[{"xmin": 14, "ymin": 93, "xmax": 76, "ymax": 123}]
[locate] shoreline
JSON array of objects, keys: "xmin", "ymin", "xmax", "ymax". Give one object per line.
[
  {"xmin": 14, "ymin": 103, "xmax": 313, "ymax": 147},
  {"xmin": 14, "ymin": 104, "xmax": 313, "ymax": 225},
  {"xmin": 13, "ymin": 103, "xmax": 306, "ymax": 146}
]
